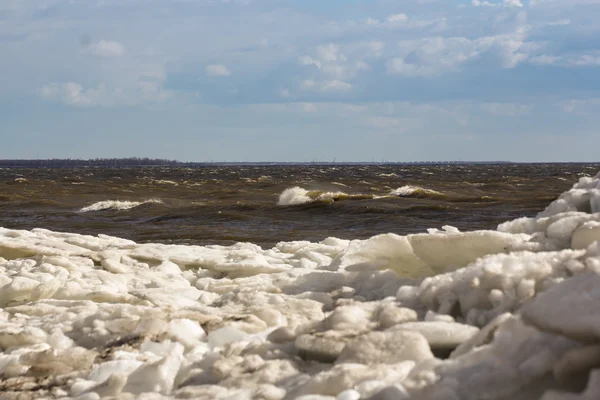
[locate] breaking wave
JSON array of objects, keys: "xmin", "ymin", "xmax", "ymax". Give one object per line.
[
  {"xmin": 390, "ymin": 185, "xmax": 446, "ymax": 198},
  {"xmin": 278, "ymin": 187, "xmax": 373, "ymax": 206},
  {"xmin": 79, "ymin": 199, "xmax": 163, "ymax": 212}
]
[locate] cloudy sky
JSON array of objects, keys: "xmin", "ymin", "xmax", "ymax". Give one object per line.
[{"xmin": 1, "ymin": 0, "xmax": 599, "ymax": 162}]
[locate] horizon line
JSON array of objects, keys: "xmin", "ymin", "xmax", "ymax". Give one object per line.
[{"xmin": 0, "ymin": 158, "xmax": 599, "ymax": 166}]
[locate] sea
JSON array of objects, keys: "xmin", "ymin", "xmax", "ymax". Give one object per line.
[{"xmin": 1, "ymin": 163, "xmax": 598, "ymax": 249}]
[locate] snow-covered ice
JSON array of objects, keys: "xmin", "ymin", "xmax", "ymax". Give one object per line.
[{"xmin": 0, "ymin": 172, "xmax": 600, "ymax": 399}]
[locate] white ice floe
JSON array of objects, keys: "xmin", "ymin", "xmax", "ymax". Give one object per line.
[{"xmin": 0, "ymin": 171, "xmax": 600, "ymax": 399}]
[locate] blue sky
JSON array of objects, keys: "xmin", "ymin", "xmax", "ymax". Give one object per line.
[{"xmin": 1, "ymin": 0, "xmax": 599, "ymax": 162}]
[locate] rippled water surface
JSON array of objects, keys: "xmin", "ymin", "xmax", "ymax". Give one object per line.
[{"xmin": 1, "ymin": 164, "xmax": 598, "ymax": 248}]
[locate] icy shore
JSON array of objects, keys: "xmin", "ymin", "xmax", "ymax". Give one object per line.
[{"xmin": 1, "ymin": 172, "xmax": 600, "ymax": 400}]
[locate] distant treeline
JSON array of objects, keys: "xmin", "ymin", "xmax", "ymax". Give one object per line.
[{"xmin": 0, "ymin": 158, "xmax": 193, "ymax": 168}]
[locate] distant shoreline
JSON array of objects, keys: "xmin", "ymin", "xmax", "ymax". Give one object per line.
[{"xmin": 0, "ymin": 159, "xmax": 598, "ymax": 168}]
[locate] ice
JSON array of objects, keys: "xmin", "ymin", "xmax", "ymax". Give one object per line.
[
  {"xmin": 336, "ymin": 330, "xmax": 431, "ymax": 365},
  {"xmin": 337, "ymin": 389, "xmax": 361, "ymax": 400},
  {"xmin": 333, "ymin": 230, "xmax": 530, "ymax": 277},
  {"xmin": 295, "ymin": 332, "xmax": 350, "ymax": 363},
  {"xmin": 165, "ymin": 319, "xmax": 207, "ymax": 348},
  {"xmin": 207, "ymin": 327, "xmax": 249, "ymax": 348},
  {"xmin": 389, "ymin": 322, "xmax": 479, "ymax": 352},
  {"xmin": 572, "ymin": 221, "xmax": 600, "ymax": 249},
  {"xmin": 122, "ymin": 342, "xmax": 184, "ymax": 394},
  {"xmin": 522, "ymin": 272, "xmax": 600, "ymax": 342},
  {"xmin": 0, "ymin": 170, "xmax": 599, "ymax": 398},
  {"xmin": 88, "ymin": 360, "xmax": 144, "ymax": 383}
]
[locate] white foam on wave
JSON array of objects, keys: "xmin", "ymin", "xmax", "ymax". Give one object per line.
[
  {"xmin": 278, "ymin": 186, "xmax": 373, "ymax": 206},
  {"xmin": 278, "ymin": 187, "xmax": 312, "ymax": 205},
  {"xmin": 79, "ymin": 199, "xmax": 163, "ymax": 212},
  {"xmin": 390, "ymin": 185, "xmax": 444, "ymax": 197}
]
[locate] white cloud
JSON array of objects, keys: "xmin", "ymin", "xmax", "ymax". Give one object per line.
[
  {"xmin": 87, "ymin": 40, "xmax": 125, "ymax": 57},
  {"xmin": 473, "ymin": 0, "xmax": 524, "ymax": 7},
  {"xmin": 562, "ymin": 100, "xmax": 577, "ymax": 113},
  {"xmin": 482, "ymin": 102, "xmax": 533, "ymax": 116},
  {"xmin": 386, "ymin": 58, "xmax": 429, "ymax": 76},
  {"xmin": 387, "ymin": 14, "xmax": 409, "ymax": 23},
  {"xmin": 322, "ymin": 80, "xmax": 352, "ymax": 92},
  {"xmin": 546, "ymin": 19, "xmax": 571, "ymax": 26},
  {"xmin": 300, "ymin": 43, "xmax": 370, "ymax": 82},
  {"xmin": 530, "ymin": 55, "xmax": 561, "ymax": 65},
  {"xmin": 205, "ymin": 64, "xmax": 231, "ymax": 77},
  {"xmin": 316, "ymin": 44, "xmax": 343, "ymax": 62},
  {"xmin": 300, "ymin": 79, "xmax": 352, "ymax": 93},
  {"xmin": 299, "ymin": 56, "xmax": 322, "ymax": 69},
  {"xmin": 559, "ymin": 98, "xmax": 600, "ymax": 114},
  {"xmin": 368, "ymin": 41, "xmax": 385, "ymax": 57},
  {"xmin": 366, "ymin": 116, "xmax": 406, "ymax": 129},
  {"xmin": 41, "ymin": 82, "xmax": 106, "ymax": 107},
  {"xmin": 302, "ymin": 103, "xmax": 317, "ymax": 112},
  {"xmin": 366, "ymin": 18, "xmax": 380, "ymax": 25},
  {"xmin": 40, "ymin": 73, "xmax": 168, "ymax": 108},
  {"xmin": 386, "ymin": 25, "xmax": 532, "ymax": 77},
  {"xmin": 137, "ymin": 79, "xmax": 169, "ymax": 102},
  {"xmin": 530, "ymin": 0, "xmax": 600, "ymax": 7},
  {"xmin": 504, "ymin": 0, "xmax": 524, "ymax": 7},
  {"xmin": 570, "ymin": 54, "xmax": 600, "ymax": 66},
  {"xmin": 301, "ymin": 80, "xmax": 316, "ymax": 90}
]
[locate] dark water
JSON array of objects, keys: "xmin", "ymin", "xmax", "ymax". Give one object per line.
[{"xmin": 0, "ymin": 164, "xmax": 598, "ymax": 248}]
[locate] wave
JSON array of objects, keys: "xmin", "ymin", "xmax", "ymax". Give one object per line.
[
  {"xmin": 79, "ymin": 199, "xmax": 163, "ymax": 212},
  {"xmin": 277, "ymin": 187, "xmax": 373, "ymax": 206},
  {"xmin": 390, "ymin": 185, "xmax": 445, "ymax": 198}
]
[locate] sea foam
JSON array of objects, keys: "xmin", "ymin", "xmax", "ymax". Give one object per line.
[
  {"xmin": 0, "ymin": 172, "xmax": 599, "ymax": 399},
  {"xmin": 390, "ymin": 185, "xmax": 444, "ymax": 198},
  {"xmin": 277, "ymin": 186, "xmax": 374, "ymax": 206},
  {"xmin": 278, "ymin": 186, "xmax": 312, "ymax": 205},
  {"xmin": 79, "ymin": 199, "xmax": 163, "ymax": 212}
]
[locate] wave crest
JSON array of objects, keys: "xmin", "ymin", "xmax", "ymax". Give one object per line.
[
  {"xmin": 278, "ymin": 187, "xmax": 373, "ymax": 206},
  {"xmin": 79, "ymin": 199, "xmax": 163, "ymax": 212},
  {"xmin": 278, "ymin": 187, "xmax": 312, "ymax": 206},
  {"xmin": 390, "ymin": 185, "xmax": 445, "ymax": 198}
]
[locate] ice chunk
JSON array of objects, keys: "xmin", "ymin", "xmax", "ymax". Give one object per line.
[
  {"xmin": 376, "ymin": 304, "xmax": 418, "ymax": 329},
  {"xmin": 207, "ymin": 327, "xmax": 249, "ymax": 348},
  {"xmin": 292, "ymin": 362, "xmax": 415, "ymax": 398},
  {"xmin": 409, "ymin": 230, "xmax": 529, "ymax": 273},
  {"xmin": 572, "ymin": 221, "xmax": 600, "ymax": 249},
  {"xmin": 331, "ymin": 234, "xmax": 433, "ymax": 277},
  {"xmin": 88, "ymin": 360, "xmax": 144, "ymax": 383},
  {"xmin": 390, "ymin": 322, "xmax": 479, "ymax": 351},
  {"xmin": 368, "ymin": 385, "xmax": 410, "ymax": 400},
  {"xmin": 336, "ymin": 330, "xmax": 432, "ymax": 365},
  {"xmin": 165, "ymin": 319, "xmax": 206, "ymax": 348},
  {"xmin": 523, "ymin": 272, "xmax": 600, "ymax": 342},
  {"xmin": 337, "ymin": 389, "xmax": 361, "ymax": 400},
  {"xmin": 295, "ymin": 333, "xmax": 349, "ymax": 363},
  {"xmin": 122, "ymin": 342, "xmax": 184, "ymax": 394}
]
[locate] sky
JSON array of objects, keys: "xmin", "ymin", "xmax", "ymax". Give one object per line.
[{"xmin": 1, "ymin": 0, "xmax": 600, "ymax": 162}]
